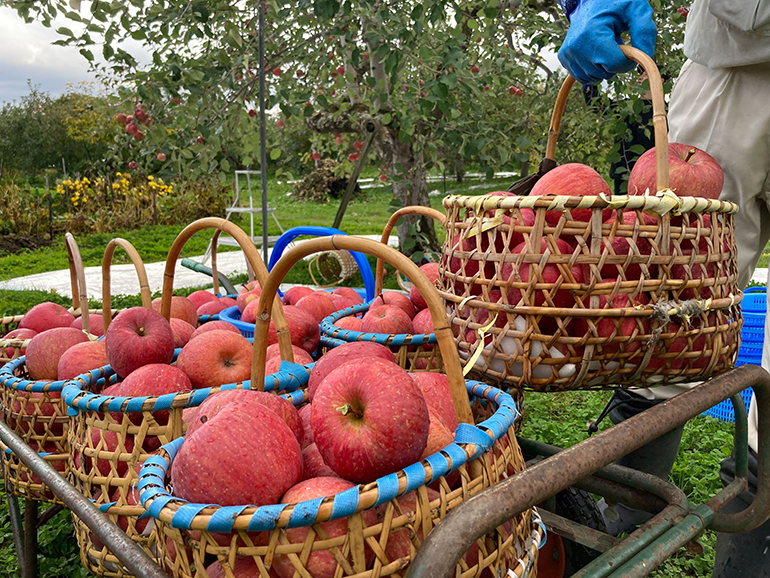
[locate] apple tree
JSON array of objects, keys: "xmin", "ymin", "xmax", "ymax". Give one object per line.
[{"xmin": 8, "ymin": 0, "xmax": 686, "ymax": 253}]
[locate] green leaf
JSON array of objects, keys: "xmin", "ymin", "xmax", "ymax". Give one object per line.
[
  {"xmin": 79, "ymin": 48, "xmax": 94, "ymax": 61},
  {"xmin": 381, "ymin": 113, "xmax": 392, "ymax": 125},
  {"xmin": 270, "ymin": 148, "xmax": 282, "ymax": 160},
  {"xmin": 56, "ymin": 27, "xmax": 74, "ymax": 36},
  {"xmin": 227, "ymin": 28, "xmax": 242, "ymax": 48},
  {"xmin": 467, "ymin": 19, "xmax": 478, "ymax": 30},
  {"xmin": 243, "ymin": 156, "xmax": 253, "ymax": 166}
]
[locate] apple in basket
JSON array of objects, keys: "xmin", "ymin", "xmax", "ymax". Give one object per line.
[
  {"xmin": 19, "ymin": 302, "xmax": 75, "ymax": 333},
  {"xmin": 10, "ymin": 390, "xmax": 63, "ymax": 434},
  {"xmin": 308, "ymin": 341, "xmax": 397, "ymax": 400},
  {"xmin": 272, "ymin": 477, "xmax": 379, "ymax": 578},
  {"xmin": 264, "ymin": 343, "xmax": 313, "ymax": 374},
  {"xmin": 299, "ymin": 404, "xmax": 314, "ymax": 448},
  {"xmin": 311, "ymin": 358, "xmax": 430, "ymax": 483},
  {"xmin": 410, "ymin": 372, "xmax": 459, "ymax": 432},
  {"xmin": 282, "ymin": 285, "xmax": 314, "ymax": 306},
  {"xmin": 266, "ymin": 305, "xmax": 321, "ymax": 354},
  {"xmin": 176, "ymin": 330, "xmax": 252, "ymax": 389},
  {"xmin": 3, "ymin": 328, "xmax": 37, "ymax": 358},
  {"xmin": 628, "ymin": 143, "xmax": 724, "ymax": 199},
  {"xmin": 151, "ymin": 296, "xmax": 197, "ymax": 328},
  {"xmin": 301, "ymin": 443, "xmax": 337, "ymax": 479},
  {"xmin": 383, "ymin": 488, "xmax": 441, "ymax": 563},
  {"xmin": 335, "ymin": 316, "xmax": 362, "ymax": 331},
  {"xmin": 195, "ymin": 300, "xmax": 229, "ymax": 316},
  {"xmin": 529, "ymin": 163, "xmax": 612, "ymax": 225},
  {"xmin": 501, "ymin": 237, "xmax": 585, "ymax": 309},
  {"xmin": 332, "ymin": 287, "xmax": 363, "ymax": 304},
  {"xmin": 371, "ymin": 291, "xmax": 416, "ymax": 319},
  {"xmin": 190, "ymin": 320, "xmax": 240, "ymax": 340},
  {"xmin": 57, "ymin": 340, "xmax": 108, "ymax": 381},
  {"xmin": 170, "ymin": 318, "xmax": 196, "ymax": 348},
  {"xmin": 26, "ymin": 327, "xmax": 90, "ymax": 381},
  {"xmin": 295, "ymin": 291, "xmax": 338, "ymax": 324},
  {"xmin": 236, "ymin": 286, "xmax": 262, "ymax": 312},
  {"xmin": 104, "ymin": 307, "xmax": 175, "ymax": 378},
  {"xmin": 206, "ymin": 558, "xmax": 277, "ymax": 578},
  {"xmin": 186, "ymin": 290, "xmax": 218, "ymax": 310},
  {"xmin": 116, "ymin": 364, "xmax": 192, "ymax": 427},
  {"xmin": 70, "ymin": 313, "xmax": 105, "ymax": 337},
  {"xmin": 171, "ymin": 400, "xmax": 303, "ymax": 506},
  {"xmin": 361, "ymin": 304, "xmax": 415, "ymax": 335},
  {"xmin": 186, "ymin": 389, "xmax": 304, "ymax": 442},
  {"xmin": 410, "ymin": 263, "xmax": 440, "ymax": 311},
  {"xmin": 330, "ymin": 295, "xmax": 360, "ymax": 311},
  {"xmin": 575, "ymin": 288, "xmax": 650, "ymax": 358},
  {"xmin": 600, "ymin": 211, "xmax": 656, "ymax": 280}
]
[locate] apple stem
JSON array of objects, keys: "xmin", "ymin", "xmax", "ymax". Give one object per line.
[
  {"xmin": 685, "ymin": 149, "xmax": 696, "ymax": 163},
  {"xmin": 336, "ymin": 404, "xmax": 363, "ymax": 418}
]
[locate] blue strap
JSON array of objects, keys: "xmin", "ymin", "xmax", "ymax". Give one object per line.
[
  {"xmin": 374, "ymin": 473, "xmax": 401, "ymax": 507},
  {"xmin": 330, "ymin": 486, "xmax": 360, "ymax": 520},
  {"xmin": 246, "ymin": 504, "xmax": 289, "ymax": 532},
  {"xmin": 287, "ymin": 497, "xmax": 324, "ymax": 528},
  {"xmin": 401, "ymin": 461, "xmax": 427, "ymax": 491},
  {"xmin": 171, "ymin": 503, "xmax": 214, "ymax": 529},
  {"xmin": 208, "ymin": 506, "xmax": 249, "ymax": 533}
]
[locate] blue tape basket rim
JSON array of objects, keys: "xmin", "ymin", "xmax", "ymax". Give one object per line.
[
  {"xmin": 0, "ymin": 356, "xmax": 111, "ymax": 394},
  {"xmin": 137, "ymin": 379, "xmax": 520, "ymax": 533},
  {"xmin": 320, "ymin": 301, "xmax": 437, "ymax": 346},
  {"xmin": 62, "ymin": 361, "xmax": 314, "ymax": 415}
]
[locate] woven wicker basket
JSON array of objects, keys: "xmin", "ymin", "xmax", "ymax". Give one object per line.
[
  {"xmin": 138, "ymin": 235, "xmax": 542, "ymax": 578},
  {"xmin": 0, "ymin": 233, "xmax": 105, "ymax": 503},
  {"xmin": 322, "ymin": 207, "xmax": 447, "ymax": 373},
  {"xmin": 439, "ymin": 47, "xmax": 742, "ymax": 392}
]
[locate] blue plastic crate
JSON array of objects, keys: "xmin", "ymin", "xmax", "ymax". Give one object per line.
[{"xmin": 702, "ymin": 287, "xmax": 765, "ymax": 422}]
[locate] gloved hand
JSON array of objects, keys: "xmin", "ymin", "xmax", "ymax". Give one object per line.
[{"xmin": 557, "ymin": 0, "xmax": 657, "ymax": 85}]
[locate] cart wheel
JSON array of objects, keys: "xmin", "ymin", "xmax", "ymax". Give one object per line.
[{"xmin": 555, "ymin": 487, "xmax": 607, "ymax": 576}]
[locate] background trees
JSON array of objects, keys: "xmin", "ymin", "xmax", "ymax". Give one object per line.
[{"xmin": 7, "ymin": 0, "xmax": 687, "ymax": 252}]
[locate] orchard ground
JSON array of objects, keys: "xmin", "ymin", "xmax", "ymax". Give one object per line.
[{"xmin": 0, "ymin": 172, "xmax": 759, "ymax": 578}]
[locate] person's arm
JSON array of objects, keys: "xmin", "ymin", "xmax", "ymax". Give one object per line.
[{"xmin": 557, "ymin": 0, "xmax": 657, "ymax": 85}]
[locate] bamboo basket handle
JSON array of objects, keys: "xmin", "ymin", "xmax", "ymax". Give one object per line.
[
  {"xmin": 64, "ymin": 233, "xmax": 90, "ymax": 333},
  {"xmin": 102, "ymin": 238, "xmax": 153, "ymax": 334},
  {"xmin": 162, "ymin": 218, "xmax": 295, "ymax": 367},
  {"xmin": 211, "ymin": 230, "xmax": 221, "ymax": 296},
  {"xmin": 546, "ymin": 45, "xmax": 669, "ymax": 193},
  {"xmin": 254, "ymin": 236, "xmax": 474, "ymax": 425},
  {"xmin": 374, "ymin": 206, "xmax": 446, "ymax": 295}
]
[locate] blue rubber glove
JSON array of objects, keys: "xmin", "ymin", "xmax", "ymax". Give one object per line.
[{"xmin": 557, "ymin": 0, "xmax": 657, "ymax": 85}]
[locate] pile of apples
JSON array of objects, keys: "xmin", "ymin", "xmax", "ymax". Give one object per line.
[
  {"xmin": 167, "ymin": 339, "xmax": 464, "ymax": 578},
  {"xmin": 446, "ymin": 143, "xmax": 728, "ymax": 374}
]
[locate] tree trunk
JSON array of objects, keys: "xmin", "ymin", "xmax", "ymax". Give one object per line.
[{"xmin": 379, "ymin": 128, "xmax": 439, "ymax": 259}]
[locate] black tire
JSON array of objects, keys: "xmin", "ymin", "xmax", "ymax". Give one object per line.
[{"xmin": 554, "ymin": 487, "xmax": 606, "ymax": 577}]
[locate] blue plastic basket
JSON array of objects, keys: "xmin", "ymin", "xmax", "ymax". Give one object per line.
[{"xmin": 703, "ymin": 287, "xmax": 765, "ymax": 422}]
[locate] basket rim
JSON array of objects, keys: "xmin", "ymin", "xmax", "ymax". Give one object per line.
[
  {"xmin": 442, "ymin": 191, "xmax": 739, "ymax": 215},
  {"xmin": 320, "ymin": 302, "xmax": 437, "ymax": 345},
  {"xmin": 0, "ymin": 357, "xmax": 116, "ymax": 393},
  {"xmin": 62, "ymin": 360, "xmax": 312, "ymax": 415},
  {"xmin": 137, "ymin": 379, "xmax": 519, "ymax": 533}
]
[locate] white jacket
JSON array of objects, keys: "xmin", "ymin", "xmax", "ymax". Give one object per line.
[{"xmin": 685, "ymin": 0, "xmax": 770, "ymax": 68}]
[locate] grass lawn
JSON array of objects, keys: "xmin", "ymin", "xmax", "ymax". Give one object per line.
[{"xmin": 0, "ymin": 172, "xmax": 750, "ymax": 577}]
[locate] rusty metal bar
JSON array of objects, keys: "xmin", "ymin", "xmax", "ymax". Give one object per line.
[
  {"xmin": 538, "ymin": 509, "xmax": 620, "ymax": 553},
  {"xmin": 6, "ymin": 488, "xmax": 25, "ymax": 574},
  {"xmin": 23, "ymin": 499, "xmax": 38, "ymax": 578},
  {"xmin": 0, "ymin": 421, "xmax": 168, "ymax": 578},
  {"xmin": 407, "ymin": 365, "xmax": 770, "ymax": 578},
  {"xmin": 35, "ymin": 504, "xmax": 65, "ymax": 530}
]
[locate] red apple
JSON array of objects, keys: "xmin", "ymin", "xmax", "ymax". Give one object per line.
[
  {"xmin": 308, "ymin": 341, "xmax": 397, "ymax": 400},
  {"xmin": 70, "ymin": 314, "xmax": 105, "ymax": 337},
  {"xmin": 272, "ymin": 66, "xmax": 282, "ymax": 76},
  {"xmin": 128, "ymin": 161, "xmax": 137, "ymax": 170},
  {"xmin": 312, "ymin": 152, "xmax": 321, "ymax": 161},
  {"xmin": 19, "ymin": 302, "xmax": 75, "ymax": 333},
  {"xmin": 421, "ymin": 407, "xmax": 454, "ymax": 459},
  {"xmin": 501, "ymin": 238, "xmax": 584, "ymax": 309},
  {"xmin": 171, "ymin": 401, "xmax": 302, "ymax": 506},
  {"xmin": 10, "ymin": 389, "xmax": 61, "ymax": 435},
  {"xmin": 272, "ymin": 477, "xmax": 378, "ymax": 578},
  {"xmin": 195, "ymin": 300, "xmax": 228, "ymax": 316},
  {"xmin": 383, "ymin": 488, "xmax": 441, "ymax": 562},
  {"xmin": 409, "ymin": 263, "xmax": 440, "ymax": 311},
  {"xmin": 301, "ymin": 443, "xmax": 337, "ymax": 479},
  {"xmin": 412, "ymin": 308, "xmax": 435, "ymax": 337},
  {"xmin": 3, "ymin": 328, "xmax": 37, "ymax": 359},
  {"xmin": 299, "ymin": 404, "xmax": 314, "ymax": 448},
  {"xmin": 409, "ymin": 373, "xmax": 459, "ymax": 432},
  {"xmin": 296, "ymin": 292, "xmax": 337, "ymax": 324},
  {"xmin": 670, "ymin": 248, "xmax": 716, "ymax": 300},
  {"xmin": 332, "ymin": 287, "xmax": 363, "ymax": 303},
  {"xmin": 236, "ymin": 287, "xmax": 262, "ymax": 312},
  {"xmin": 240, "ymin": 298, "xmax": 264, "ymax": 324},
  {"xmin": 104, "ymin": 307, "xmax": 175, "ymax": 378},
  {"xmin": 126, "ymin": 123, "xmax": 138, "ymax": 136},
  {"xmin": 628, "ymin": 143, "xmax": 723, "ymax": 199},
  {"xmin": 176, "ymin": 330, "xmax": 252, "ymax": 388},
  {"xmin": 248, "ymin": 109, "xmax": 256, "ymax": 117},
  {"xmin": 82, "ymin": 428, "xmax": 135, "ymax": 478},
  {"xmin": 530, "ymin": 163, "xmax": 612, "ymax": 224},
  {"xmin": 360, "ymin": 304, "xmax": 415, "ymax": 335},
  {"xmin": 118, "ymin": 364, "xmax": 192, "ymax": 426},
  {"xmin": 371, "ymin": 291, "xmax": 416, "ymax": 319},
  {"xmin": 600, "ymin": 211, "xmax": 656, "ymax": 280},
  {"xmin": 206, "ymin": 558, "xmax": 273, "ymax": 578},
  {"xmin": 187, "ymin": 290, "xmax": 219, "ymax": 310},
  {"xmin": 218, "ymin": 297, "xmax": 237, "ymax": 308},
  {"xmin": 330, "ymin": 295, "xmax": 360, "ymax": 311},
  {"xmin": 334, "ymin": 316, "xmax": 362, "ymax": 331},
  {"xmin": 111, "ymin": 479, "xmax": 150, "ymax": 535},
  {"xmin": 189, "ymin": 320, "xmax": 240, "ymax": 341},
  {"xmin": 277, "ymin": 119, "xmax": 285, "ymax": 128},
  {"xmin": 575, "ymin": 289, "xmax": 649, "ymax": 357},
  {"xmin": 57, "ymin": 340, "xmax": 108, "ymax": 381},
  {"xmin": 157, "ymin": 153, "xmax": 167, "ymax": 162},
  {"xmin": 133, "ymin": 131, "xmax": 145, "ymax": 141},
  {"xmin": 265, "ymin": 351, "xmax": 313, "ymax": 374},
  {"xmin": 266, "ymin": 305, "xmax": 321, "ymax": 354},
  {"xmin": 379, "ymin": 174, "xmax": 387, "ymax": 182},
  {"xmin": 115, "ymin": 113, "xmax": 127, "ymax": 124},
  {"xmin": 311, "ymin": 359, "xmax": 429, "ymax": 483},
  {"xmin": 25, "ymin": 327, "xmax": 90, "ymax": 381},
  {"xmin": 283, "ymin": 286, "xmax": 314, "ymax": 305},
  {"xmin": 170, "ymin": 318, "xmax": 196, "ymax": 348},
  {"xmin": 152, "ymin": 296, "xmax": 197, "ymax": 328}
]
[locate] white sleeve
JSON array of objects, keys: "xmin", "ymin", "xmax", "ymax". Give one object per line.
[{"xmin": 708, "ymin": 0, "xmax": 770, "ymax": 32}]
